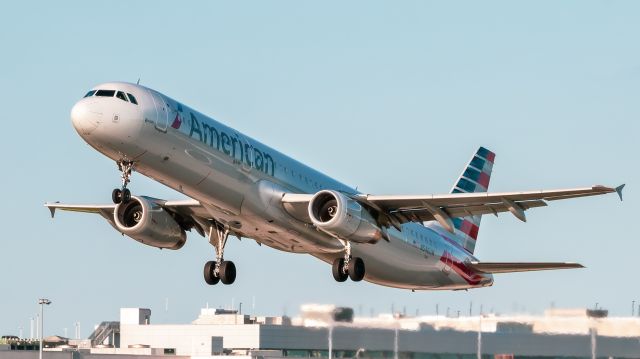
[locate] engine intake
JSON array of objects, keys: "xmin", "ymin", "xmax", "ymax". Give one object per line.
[
  {"xmin": 113, "ymin": 196, "xmax": 186, "ymax": 250},
  {"xmin": 308, "ymin": 190, "xmax": 382, "ymax": 243}
]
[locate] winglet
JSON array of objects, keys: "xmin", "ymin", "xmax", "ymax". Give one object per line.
[
  {"xmin": 45, "ymin": 202, "xmax": 59, "ymax": 218},
  {"xmin": 615, "ymin": 184, "xmax": 625, "ymax": 201}
]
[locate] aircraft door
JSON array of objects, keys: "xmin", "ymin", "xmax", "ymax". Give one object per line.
[{"xmin": 148, "ymin": 90, "xmax": 169, "ymax": 132}]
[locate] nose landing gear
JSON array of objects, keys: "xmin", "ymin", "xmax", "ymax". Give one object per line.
[
  {"xmin": 203, "ymin": 223, "xmax": 237, "ymax": 285},
  {"xmin": 112, "ymin": 160, "xmax": 134, "ymax": 204}
]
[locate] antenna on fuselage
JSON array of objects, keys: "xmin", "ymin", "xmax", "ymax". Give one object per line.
[{"xmin": 136, "ymin": 78, "xmax": 141, "ymax": 85}]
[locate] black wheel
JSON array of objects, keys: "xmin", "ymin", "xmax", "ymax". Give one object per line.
[
  {"xmin": 122, "ymin": 188, "xmax": 131, "ymax": 202},
  {"xmin": 220, "ymin": 261, "xmax": 236, "ymax": 285},
  {"xmin": 332, "ymin": 258, "xmax": 348, "ymax": 282},
  {"xmin": 203, "ymin": 261, "xmax": 219, "ymax": 285},
  {"xmin": 112, "ymin": 188, "xmax": 122, "ymax": 204},
  {"xmin": 348, "ymin": 257, "xmax": 365, "ymax": 282}
]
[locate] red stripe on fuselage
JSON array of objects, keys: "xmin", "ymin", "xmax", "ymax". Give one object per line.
[{"xmin": 439, "ymin": 251, "xmax": 486, "ymax": 286}]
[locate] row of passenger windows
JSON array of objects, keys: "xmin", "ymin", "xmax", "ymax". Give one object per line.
[
  {"xmin": 280, "ymin": 165, "xmax": 322, "ymax": 190},
  {"xmin": 84, "ymin": 89, "xmax": 138, "ymax": 105}
]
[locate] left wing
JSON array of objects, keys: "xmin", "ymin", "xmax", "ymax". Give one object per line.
[
  {"xmin": 45, "ymin": 198, "xmax": 209, "ymax": 236},
  {"xmin": 282, "ymin": 184, "xmax": 623, "ymax": 230}
]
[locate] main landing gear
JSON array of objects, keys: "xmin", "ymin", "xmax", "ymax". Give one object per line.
[
  {"xmin": 112, "ymin": 160, "xmax": 134, "ymax": 204},
  {"xmin": 204, "ymin": 223, "xmax": 236, "ymax": 285},
  {"xmin": 332, "ymin": 241, "xmax": 365, "ymax": 282}
]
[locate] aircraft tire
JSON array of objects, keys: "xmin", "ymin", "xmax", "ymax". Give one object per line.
[
  {"xmin": 348, "ymin": 257, "xmax": 365, "ymax": 282},
  {"xmin": 112, "ymin": 188, "xmax": 122, "ymax": 204},
  {"xmin": 220, "ymin": 260, "xmax": 236, "ymax": 285},
  {"xmin": 332, "ymin": 258, "xmax": 348, "ymax": 282},
  {"xmin": 203, "ymin": 261, "xmax": 219, "ymax": 285},
  {"xmin": 122, "ymin": 188, "xmax": 131, "ymax": 202}
]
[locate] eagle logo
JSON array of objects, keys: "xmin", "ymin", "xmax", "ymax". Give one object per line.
[{"xmin": 171, "ymin": 113, "xmax": 182, "ymax": 129}]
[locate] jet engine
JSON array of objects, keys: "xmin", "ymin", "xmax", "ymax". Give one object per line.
[
  {"xmin": 308, "ymin": 190, "xmax": 383, "ymax": 243},
  {"xmin": 113, "ymin": 196, "xmax": 186, "ymax": 250}
]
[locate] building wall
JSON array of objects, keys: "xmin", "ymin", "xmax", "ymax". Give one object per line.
[
  {"xmin": 120, "ymin": 324, "xmax": 260, "ymax": 356},
  {"xmin": 260, "ymin": 326, "xmax": 395, "ymax": 352},
  {"xmin": 119, "ymin": 321, "xmax": 640, "ymax": 358},
  {"xmin": 354, "ymin": 314, "xmax": 640, "ymax": 338},
  {"xmin": 259, "ymin": 324, "xmax": 640, "ymax": 358}
]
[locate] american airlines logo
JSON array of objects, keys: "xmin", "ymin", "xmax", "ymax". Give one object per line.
[{"xmin": 185, "ymin": 112, "xmax": 275, "ymax": 176}]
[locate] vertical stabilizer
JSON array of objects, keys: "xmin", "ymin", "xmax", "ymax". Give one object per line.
[{"xmin": 428, "ymin": 147, "xmax": 495, "ymax": 254}]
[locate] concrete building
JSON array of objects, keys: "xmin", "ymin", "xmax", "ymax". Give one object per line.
[{"xmin": 2, "ymin": 305, "xmax": 640, "ymax": 359}]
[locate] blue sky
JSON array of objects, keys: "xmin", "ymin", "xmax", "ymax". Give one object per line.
[{"xmin": 0, "ymin": 1, "xmax": 638, "ymax": 337}]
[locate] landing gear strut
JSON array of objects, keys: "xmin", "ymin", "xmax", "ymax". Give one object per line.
[
  {"xmin": 332, "ymin": 241, "xmax": 365, "ymax": 282},
  {"xmin": 112, "ymin": 160, "xmax": 134, "ymax": 204},
  {"xmin": 204, "ymin": 223, "xmax": 236, "ymax": 285}
]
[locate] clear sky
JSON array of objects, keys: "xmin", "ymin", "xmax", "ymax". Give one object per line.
[{"xmin": 0, "ymin": 1, "xmax": 638, "ymax": 337}]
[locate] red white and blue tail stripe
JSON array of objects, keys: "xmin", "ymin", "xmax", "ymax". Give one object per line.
[{"xmin": 432, "ymin": 147, "xmax": 495, "ymax": 254}]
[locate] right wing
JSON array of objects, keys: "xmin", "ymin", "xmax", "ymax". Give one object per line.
[
  {"xmin": 468, "ymin": 261, "xmax": 584, "ymax": 274},
  {"xmin": 282, "ymin": 184, "xmax": 624, "ymax": 230},
  {"xmin": 360, "ymin": 185, "xmax": 623, "ymax": 224}
]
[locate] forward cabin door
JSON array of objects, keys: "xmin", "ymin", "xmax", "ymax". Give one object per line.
[{"xmin": 148, "ymin": 91, "xmax": 169, "ymax": 132}]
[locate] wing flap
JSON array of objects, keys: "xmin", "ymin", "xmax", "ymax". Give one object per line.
[
  {"xmin": 468, "ymin": 261, "xmax": 584, "ymax": 274},
  {"xmin": 391, "ymin": 200, "xmax": 548, "ymax": 222}
]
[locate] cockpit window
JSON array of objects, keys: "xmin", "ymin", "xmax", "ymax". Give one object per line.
[
  {"xmin": 116, "ymin": 91, "xmax": 128, "ymax": 102},
  {"xmin": 126, "ymin": 93, "xmax": 138, "ymax": 105},
  {"xmin": 84, "ymin": 90, "xmax": 96, "ymax": 98},
  {"xmin": 95, "ymin": 90, "xmax": 116, "ymax": 97}
]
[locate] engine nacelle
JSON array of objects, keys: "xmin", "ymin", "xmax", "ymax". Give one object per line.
[
  {"xmin": 308, "ymin": 190, "xmax": 383, "ymax": 243},
  {"xmin": 113, "ymin": 196, "xmax": 186, "ymax": 250}
]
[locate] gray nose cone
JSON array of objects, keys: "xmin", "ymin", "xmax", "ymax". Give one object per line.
[{"xmin": 71, "ymin": 100, "xmax": 102, "ymax": 135}]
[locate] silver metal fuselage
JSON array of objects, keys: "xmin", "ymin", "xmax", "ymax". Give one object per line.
[{"xmin": 70, "ymin": 82, "xmax": 493, "ymax": 290}]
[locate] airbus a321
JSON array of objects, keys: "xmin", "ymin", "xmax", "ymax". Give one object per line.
[{"xmin": 46, "ymin": 82, "xmax": 624, "ymax": 290}]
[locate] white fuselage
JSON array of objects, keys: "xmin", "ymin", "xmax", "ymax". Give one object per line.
[{"xmin": 70, "ymin": 82, "xmax": 493, "ymax": 290}]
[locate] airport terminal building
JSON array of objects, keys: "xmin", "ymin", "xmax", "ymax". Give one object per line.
[{"xmin": 2, "ymin": 305, "xmax": 640, "ymax": 359}]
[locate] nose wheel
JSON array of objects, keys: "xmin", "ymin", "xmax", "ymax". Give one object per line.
[
  {"xmin": 112, "ymin": 160, "xmax": 134, "ymax": 204},
  {"xmin": 203, "ymin": 223, "xmax": 237, "ymax": 285}
]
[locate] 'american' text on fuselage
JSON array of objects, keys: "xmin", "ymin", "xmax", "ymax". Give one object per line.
[{"xmin": 188, "ymin": 112, "xmax": 275, "ymax": 176}]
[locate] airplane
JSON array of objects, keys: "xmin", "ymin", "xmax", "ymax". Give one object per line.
[{"xmin": 45, "ymin": 82, "xmax": 624, "ymax": 290}]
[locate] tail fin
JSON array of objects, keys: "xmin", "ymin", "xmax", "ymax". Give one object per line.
[
  {"xmin": 451, "ymin": 146, "xmax": 495, "ymax": 195},
  {"xmin": 428, "ymin": 147, "xmax": 495, "ymax": 254}
]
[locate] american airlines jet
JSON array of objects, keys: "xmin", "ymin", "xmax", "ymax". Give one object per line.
[{"xmin": 46, "ymin": 82, "xmax": 623, "ymax": 290}]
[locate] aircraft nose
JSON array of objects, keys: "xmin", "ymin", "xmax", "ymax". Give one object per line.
[{"xmin": 71, "ymin": 100, "xmax": 102, "ymax": 135}]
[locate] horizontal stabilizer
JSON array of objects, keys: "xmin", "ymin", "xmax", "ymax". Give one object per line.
[{"xmin": 468, "ymin": 261, "xmax": 584, "ymax": 274}]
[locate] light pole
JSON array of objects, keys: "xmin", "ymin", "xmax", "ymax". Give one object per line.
[
  {"xmin": 38, "ymin": 299, "xmax": 51, "ymax": 359},
  {"xmin": 328, "ymin": 324, "xmax": 333, "ymax": 359}
]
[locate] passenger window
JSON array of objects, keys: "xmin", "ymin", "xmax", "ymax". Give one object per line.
[
  {"xmin": 126, "ymin": 93, "xmax": 138, "ymax": 105},
  {"xmin": 95, "ymin": 90, "xmax": 116, "ymax": 97},
  {"xmin": 84, "ymin": 90, "xmax": 96, "ymax": 98},
  {"xmin": 116, "ymin": 91, "xmax": 128, "ymax": 102}
]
